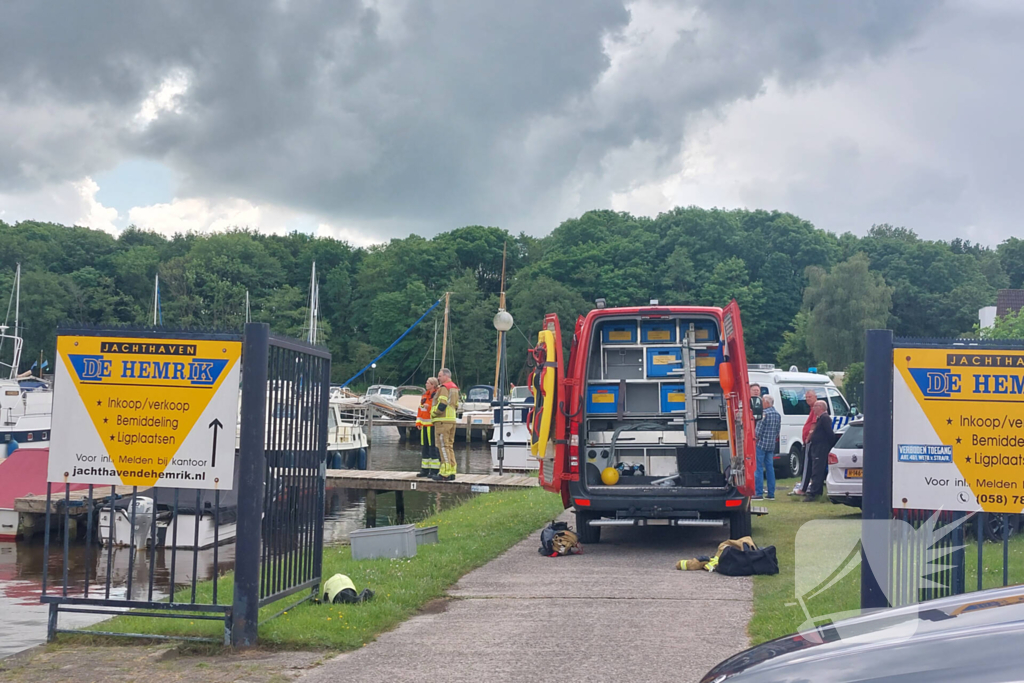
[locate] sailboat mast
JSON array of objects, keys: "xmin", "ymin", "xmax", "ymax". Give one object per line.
[
  {"xmin": 432, "ymin": 319, "xmax": 438, "ymax": 376},
  {"xmin": 493, "ymin": 242, "xmax": 507, "ymax": 390},
  {"xmin": 308, "ymin": 261, "xmax": 319, "ymax": 344},
  {"xmin": 13, "ymin": 263, "xmax": 19, "ymax": 344},
  {"xmin": 245, "ymin": 290, "xmax": 251, "ymax": 323},
  {"xmin": 153, "ymin": 273, "xmax": 159, "ymax": 326},
  {"xmin": 440, "ymin": 291, "xmax": 450, "ymax": 370}
]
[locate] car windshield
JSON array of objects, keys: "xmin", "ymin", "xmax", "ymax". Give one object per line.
[
  {"xmin": 778, "ymin": 386, "xmax": 827, "ymax": 415},
  {"xmin": 836, "ymin": 424, "xmax": 863, "ymax": 449},
  {"xmin": 827, "ymin": 388, "xmax": 851, "ymax": 417}
]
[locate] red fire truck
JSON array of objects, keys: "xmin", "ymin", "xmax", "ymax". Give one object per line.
[{"xmin": 527, "ymin": 301, "xmax": 757, "ymax": 542}]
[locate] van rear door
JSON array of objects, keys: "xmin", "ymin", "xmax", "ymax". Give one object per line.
[
  {"xmin": 536, "ymin": 313, "xmax": 568, "ymax": 498},
  {"xmin": 723, "ymin": 300, "xmax": 756, "ymax": 497}
]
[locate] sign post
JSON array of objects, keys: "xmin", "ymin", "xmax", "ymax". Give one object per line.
[{"xmin": 48, "ymin": 332, "xmax": 242, "ymax": 490}]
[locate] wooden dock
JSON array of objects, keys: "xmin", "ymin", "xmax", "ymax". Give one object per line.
[
  {"xmin": 326, "ymin": 469, "xmax": 538, "ymax": 527},
  {"xmin": 326, "ymin": 468, "xmax": 537, "ymax": 494},
  {"xmin": 14, "ymin": 485, "xmax": 140, "ymax": 515}
]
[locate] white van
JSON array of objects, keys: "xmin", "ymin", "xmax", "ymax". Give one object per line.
[{"xmin": 747, "ymin": 365, "xmax": 857, "ymax": 478}]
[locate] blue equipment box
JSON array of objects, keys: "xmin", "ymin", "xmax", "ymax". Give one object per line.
[
  {"xmin": 660, "ymin": 383, "xmax": 687, "ymax": 413},
  {"xmin": 586, "ymin": 385, "xmax": 620, "ymax": 414},
  {"xmin": 640, "ymin": 321, "xmax": 676, "ymax": 343},
  {"xmin": 681, "ymin": 320, "xmax": 718, "ymax": 343},
  {"xmin": 694, "ymin": 345, "xmax": 723, "ymax": 377},
  {"xmin": 645, "ymin": 347, "xmax": 683, "ymax": 377},
  {"xmin": 601, "ymin": 323, "xmax": 637, "ymax": 345}
]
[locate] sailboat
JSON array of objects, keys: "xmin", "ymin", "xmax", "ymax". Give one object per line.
[
  {"xmin": 0, "ymin": 264, "xmax": 52, "ymax": 456},
  {"xmin": 305, "ymin": 262, "xmax": 369, "ymax": 468},
  {"xmin": 486, "ymin": 245, "xmax": 537, "ymax": 471}
]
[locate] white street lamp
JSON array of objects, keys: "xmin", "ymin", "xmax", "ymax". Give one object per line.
[{"xmin": 493, "ymin": 309, "xmax": 513, "ymax": 475}]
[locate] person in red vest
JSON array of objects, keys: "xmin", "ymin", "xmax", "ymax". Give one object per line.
[
  {"xmin": 791, "ymin": 388, "xmax": 820, "ymax": 496},
  {"xmin": 416, "ymin": 377, "xmax": 439, "ymax": 477}
]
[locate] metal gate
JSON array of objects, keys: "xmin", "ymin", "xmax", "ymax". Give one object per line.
[
  {"xmin": 861, "ymin": 330, "xmax": 1024, "ymax": 609},
  {"xmin": 38, "ymin": 324, "xmax": 329, "ymax": 647},
  {"xmin": 40, "ymin": 329, "xmax": 243, "ymax": 643},
  {"xmin": 231, "ymin": 323, "xmax": 329, "ymax": 646}
]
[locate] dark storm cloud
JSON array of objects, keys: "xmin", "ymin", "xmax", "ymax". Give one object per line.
[{"xmin": 0, "ymin": 1, "xmax": 937, "ymax": 236}]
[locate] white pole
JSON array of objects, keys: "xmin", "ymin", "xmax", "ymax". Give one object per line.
[
  {"xmin": 153, "ymin": 273, "xmax": 159, "ymax": 326},
  {"xmin": 308, "ymin": 262, "xmax": 318, "ymax": 344},
  {"xmin": 13, "ymin": 263, "xmax": 19, "ymax": 342},
  {"xmin": 433, "ymin": 318, "xmax": 438, "ymax": 376},
  {"xmin": 245, "ymin": 290, "xmax": 251, "ymax": 323}
]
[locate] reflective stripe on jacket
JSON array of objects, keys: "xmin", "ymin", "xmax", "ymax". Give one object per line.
[{"xmin": 433, "ymin": 381, "xmax": 459, "ymax": 422}]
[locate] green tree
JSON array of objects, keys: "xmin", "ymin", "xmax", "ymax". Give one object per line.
[
  {"xmin": 776, "ymin": 311, "xmax": 817, "ymax": 371},
  {"xmin": 982, "ymin": 309, "xmax": 1024, "ymax": 340},
  {"xmin": 804, "ymin": 253, "xmax": 893, "ymax": 369}
]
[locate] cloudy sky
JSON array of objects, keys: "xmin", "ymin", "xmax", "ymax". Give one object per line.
[{"xmin": 1, "ymin": 0, "xmax": 1021, "ymax": 246}]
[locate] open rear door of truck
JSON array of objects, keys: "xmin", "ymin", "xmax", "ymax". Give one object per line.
[
  {"xmin": 535, "ymin": 313, "xmax": 568, "ymax": 500},
  {"xmin": 723, "ymin": 300, "xmax": 756, "ymax": 497}
]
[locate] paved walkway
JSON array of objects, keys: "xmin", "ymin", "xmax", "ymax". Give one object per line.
[{"xmin": 303, "ymin": 514, "xmax": 752, "ymax": 683}]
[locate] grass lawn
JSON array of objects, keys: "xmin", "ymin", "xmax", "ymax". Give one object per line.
[
  {"xmin": 78, "ymin": 486, "xmax": 565, "ymax": 650},
  {"xmin": 750, "ymin": 477, "xmax": 1024, "ymax": 645}
]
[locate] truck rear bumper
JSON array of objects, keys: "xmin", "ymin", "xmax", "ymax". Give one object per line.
[
  {"xmin": 588, "ymin": 517, "xmax": 726, "ymax": 528},
  {"xmin": 569, "ymin": 480, "xmax": 743, "ymax": 517}
]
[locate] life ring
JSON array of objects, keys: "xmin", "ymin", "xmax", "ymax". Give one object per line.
[{"xmin": 528, "ymin": 330, "xmax": 557, "ymax": 457}]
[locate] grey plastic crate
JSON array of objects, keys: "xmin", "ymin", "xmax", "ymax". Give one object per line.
[
  {"xmin": 350, "ymin": 524, "xmax": 417, "ymax": 560},
  {"xmin": 415, "ymin": 525, "xmax": 439, "ymax": 545}
]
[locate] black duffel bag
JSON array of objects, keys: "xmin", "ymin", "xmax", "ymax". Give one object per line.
[{"xmin": 716, "ymin": 543, "xmax": 779, "ymax": 576}]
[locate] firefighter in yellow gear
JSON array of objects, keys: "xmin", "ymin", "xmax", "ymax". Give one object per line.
[
  {"xmin": 416, "ymin": 377, "xmax": 439, "ymax": 477},
  {"xmin": 432, "ymin": 368, "xmax": 459, "ymax": 481}
]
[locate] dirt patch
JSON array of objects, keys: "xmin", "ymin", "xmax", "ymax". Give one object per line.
[
  {"xmin": 417, "ymin": 598, "xmax": 451, "ymax": 615},
  {"xmin": 0, "ymin": 643, "xmax": 324, "ymax": 683}
]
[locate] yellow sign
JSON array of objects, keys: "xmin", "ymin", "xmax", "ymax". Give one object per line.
[
  {"xmin": 591, "ymin": 392, "xmax": 615, "ymax": 404},
  {"xmin": 666, "ymin": 392, "xmax": 686, "ymax": 403},
  {"xmin": 695, "ymin": 355, "xmax": 716, "ymax": 367},
  {"xmin": 893, "ymin": 347, "xmax": 1024, "ymax": 512},
  {"xmin": 608, "ymin": 330, "xmax": 633, "ymax": 342},
  {"xmin": 647, "ymin": 330, "xmax": 671, "ymax": 341},
  {"xmin": 652, "ymin": 355, "xmax": 677, "ymax": 366},
  {"xmin": 48, "ymin": 335, "xmax": 242, "ymax": 489}
]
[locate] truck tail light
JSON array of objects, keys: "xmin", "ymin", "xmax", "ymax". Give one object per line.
[
  {"xmin": 828, "ymin": 452, "xmax": 838, "ymax": 465},
  {"xmin": 725, "ymin": 499, "xmax": 743, "ymax": 508},
  {"xmin": 569, "ymin": 423, "xmax": 579, "ymax": 474}
]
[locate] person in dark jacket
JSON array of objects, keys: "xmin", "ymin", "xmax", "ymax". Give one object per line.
[{"xmin": 803, "ymin": 400, "xmax": 835, "ymax": 502}]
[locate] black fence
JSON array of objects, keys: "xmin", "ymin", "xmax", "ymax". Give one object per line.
[
  {"xmin": 231, "ymin": 324, "xmax": 329, "ymax": 646},
  {"xmin": 39, "ymin": 324, "xmax": 329, "ymax": 647},
  {"xmin": 861, "ymin": 331, "xmax": 1024, "ymax": 610}
]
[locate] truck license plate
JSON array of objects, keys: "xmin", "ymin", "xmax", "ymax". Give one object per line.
[{"xmin": 846, "ymin": 468, "xmax": 863, "ymax": 479}]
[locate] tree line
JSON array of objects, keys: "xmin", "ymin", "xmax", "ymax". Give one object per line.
[{"xmin": 1, "ymin": 209, "xmax": 1020, "ymax": 389}]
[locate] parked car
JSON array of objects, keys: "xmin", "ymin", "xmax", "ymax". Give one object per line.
[
  {"xmin": 701, "ymin": 585, "xmax": 1024, "ymax": 682},
  {"xmin": 826, "ymin": 417, "xmax": 863, "ymax": 508}
]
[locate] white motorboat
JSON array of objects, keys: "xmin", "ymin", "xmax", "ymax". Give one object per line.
[
  {"xmin": 0, "ymin": 265, "xmax": 52, "ymax": 455},
  {"xmin": 490, "ymin": 403, "xmax": 538, "ymax": 471},
  {"xmin": 98, "ymin": 495, "xmax": 155, "ymax": 548}
]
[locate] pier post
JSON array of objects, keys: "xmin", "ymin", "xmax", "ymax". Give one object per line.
[
  {"xmin": 395, "ymin": 491, "xmax": 405, "ymax": 524},
  {"xmin": 365, "ymin": 490, "xmax": 377, "ymax": 528}
]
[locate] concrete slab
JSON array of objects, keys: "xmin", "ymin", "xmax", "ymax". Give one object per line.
[{"xmin": 302, "ymin": 514, "xmax": 753, "ymax": 683}]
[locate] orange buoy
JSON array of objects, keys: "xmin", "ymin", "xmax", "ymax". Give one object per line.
[{"xmin": 719, "ymin": 360, "xmax": 734, "ymax": 394}]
